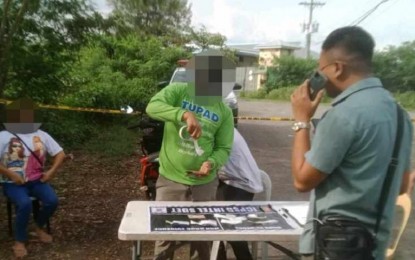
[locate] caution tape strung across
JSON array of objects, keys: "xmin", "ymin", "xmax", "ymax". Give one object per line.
[
  {"xmin": 0, "ymin": 98, "xmax": 141, "ymax": 115},
  {"xmin": 1, "ymin": 98, "xmax": 414, "ymax": 122},
  {"xmin": 236, "ymin": 116, "xmax": 294, "ymax": 121}
]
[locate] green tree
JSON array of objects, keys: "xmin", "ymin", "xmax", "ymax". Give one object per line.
[
  {"xmin": 265, "ymin": 55, "xmax": 317, "ymax": 92},
  {"xmin": 185, "ymin": 26, "xmax": 237, "ymax": 64},
  {"xmin": 107, "ymin": 0, "xmax": 191, "ymax": 39},
  {"xmin": 373, "ymin": 41, "xmax": 415, "ymax": 93},
  {"xmin": 64, "ymin": 35, "xmax": 188, "ymax": 110},
  {"xmin": 0, "ymin": 0, "xmax": 30, "ymax": 96},
  {"xmin": 188, "ymin": 25, "xmax": 226, "ymax": 50},
  {"xmin": 0, "ymin": 0, "xmax": 102, "ymax": 102}
]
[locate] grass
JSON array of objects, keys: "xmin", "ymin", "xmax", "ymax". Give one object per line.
[{"xmin": 240, "ymin": 88, "xmax": 415, "ymax": 110}]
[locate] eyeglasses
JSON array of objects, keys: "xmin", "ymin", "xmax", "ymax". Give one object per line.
[
  {"xmin": 12, "ymin": 144, "xmax": 22, "ymax": 148},
  {"xmin": 319, "ymin": 61, "xmax": 348, "ymax": 72}
]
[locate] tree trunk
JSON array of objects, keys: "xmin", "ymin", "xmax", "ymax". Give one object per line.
[{"xmin": 0, "ymin": 0, "xmax": 30, "ymax": 97}]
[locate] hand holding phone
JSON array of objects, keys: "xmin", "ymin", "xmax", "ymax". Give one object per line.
[{"xmin": 309, "ymin": 71, "xmax": 327, "ymax": 101}]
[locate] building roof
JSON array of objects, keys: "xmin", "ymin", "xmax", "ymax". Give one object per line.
[
  {"xmin": 228, "ymin": 42, "xmax": 301, "ymax": 55},
  {"xmin": 254, "ymin": 41, "xmax": 302, "ymax": 50}
]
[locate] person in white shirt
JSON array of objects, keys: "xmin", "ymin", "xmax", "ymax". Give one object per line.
[
  {"xmin": 0, "ymin": 98, "xmax": 65, "ymax": 258},
  {"xmin": 216, "ymin": 128, "xmax": 264, "ymax": 260}
]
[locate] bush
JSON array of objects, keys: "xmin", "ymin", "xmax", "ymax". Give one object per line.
[
  {"xmin": 265, "ymin": 56, "xmax": 317, "ymax": 92},
  {"xmin": 241, "ymin": 86, "xmax": 334, "ymax": 103},
  {"xmin": 39, "ymin": 110, "xmax": 98, "ymax": 149},
  {"xmin": 266, "ymin": 86, "xmax": 295, "ymax": 100},
  {"xmin": 373, "ymin": 41, "xmax": 415, "ymax": 93},
  {"xmin": 394, "ymin": 91, "xmax": 415, "ymax": 110},
  {"xmin": 63, "ymin": 35, "xmax": 189, "ymax": 110},
  {"xmin": 82, "ymin": 124, "xmax": 138, "ymax": 159},
  {"xmin": 240, "ymin": 88, "xmax": 267, "ymax": 99}
]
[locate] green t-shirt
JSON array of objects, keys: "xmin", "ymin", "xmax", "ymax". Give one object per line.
[{"xmin": 146, "ymin": 83, "xmax": 234, "ymax": 185}]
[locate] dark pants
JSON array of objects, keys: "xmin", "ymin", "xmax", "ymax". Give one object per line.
[
  {"xmin": 217, "ymin": 181, "xmax": 254, "ymax": 260},
  {"xmin": 3, "ymin": 180, "xmax": 58, "ymax": 242},
  {"xmin": 154, "ymin": 175, "xmax": 218, "ymax": 260}
]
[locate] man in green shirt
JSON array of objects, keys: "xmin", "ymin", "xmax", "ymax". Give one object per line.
[
  {"xmin": 146, "ymin": 50, "xmax": 235, "ymax": 260},
  {"xmin": 290, "ymin": 26, "xmax": 412, "ymax": 259}
]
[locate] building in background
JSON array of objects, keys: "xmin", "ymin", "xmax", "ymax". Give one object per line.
[{"xmin": 228, "ymin": 42, "xmax": 319, "ymax": 90}]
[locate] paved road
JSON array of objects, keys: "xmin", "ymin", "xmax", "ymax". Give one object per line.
[{"xmin": 237, "ymin": 99, "xmax": 415, "ymax": 259}]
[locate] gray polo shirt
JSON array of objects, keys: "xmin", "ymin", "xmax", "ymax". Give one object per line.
[{"xmin": 299, "ymin": 77, "xmax": 413, "ymax": 260}]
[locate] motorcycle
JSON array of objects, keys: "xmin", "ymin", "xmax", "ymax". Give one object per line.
[{"xmin": 123, "ymin": 105, "xmax": 163, "ymax": 200}]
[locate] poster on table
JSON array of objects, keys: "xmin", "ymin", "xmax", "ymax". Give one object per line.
[{"xmin": 149, "ymin": 204, "xmax": 301, "ymax": 232}]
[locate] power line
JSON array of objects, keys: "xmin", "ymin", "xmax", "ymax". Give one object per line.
[
  {"xmin": 312, "ymin": 0, "xmax": 393, "ymax": 46},
  {"xmin": 363, "ymin": 0, "xmax": 400, "ymax": 26},
  {"xmin": 350, "ymin": 0, "xmax": 391, "ymax": 25}
]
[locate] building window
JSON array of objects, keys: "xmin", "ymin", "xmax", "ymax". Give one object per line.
[{"xmin": 239, "ymin": 56, "xmax": 244, "ymax": 62}]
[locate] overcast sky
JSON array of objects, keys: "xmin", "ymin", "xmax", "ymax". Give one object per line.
[{"xmin": 92, "ymin": 0, "xmax": 415, "ymax": 51}]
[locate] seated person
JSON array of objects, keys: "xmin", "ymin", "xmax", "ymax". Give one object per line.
[
  {"xmin": 217, "ymin": 128, "xmax": 264, "ymax": 260},
  {"xmin": 0, "ymin": 98, "xmax": 65, "ymax": 258}
]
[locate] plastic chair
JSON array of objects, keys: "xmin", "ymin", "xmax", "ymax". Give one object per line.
[
  {"xmin": 386, "ymin": 193, "xmax": 411, "ymax": 260},
  {"xmin": 252, "ymin": 170, "xmax": 272, "ymax": 260}
]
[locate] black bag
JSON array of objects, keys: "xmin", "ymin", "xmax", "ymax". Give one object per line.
[
  {"xmin": 314, "ymin": 104, "xmax": 405, "ymax": 260},
  {"xmin": 315, "ymin": 215, "xmax": 375, "ymax": 260}
]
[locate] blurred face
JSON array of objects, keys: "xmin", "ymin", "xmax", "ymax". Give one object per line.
[
  {"xmin": 3, "ymin": 99, "xmax": 42, "ymax": 134},
  {"xmin": 318, "ymin": 50, "xmax": 348, "ymax": 98},
  {"xmin": 6, "ymin": 109, "xmax": 35, "ymax": 123},
  {"xmin": 185, "ymin": 51, "xmax": 236, "ymax": 106}
]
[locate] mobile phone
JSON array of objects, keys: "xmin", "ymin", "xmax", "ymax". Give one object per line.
[{"xmin": 309, "ymin": 71, "xmax": 327, "ymax": 100}]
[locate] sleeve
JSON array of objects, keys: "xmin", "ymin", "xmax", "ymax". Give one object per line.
[
  {"xmin": 207, "ymin": 108, "xmax": 234, "ymax": 171},
  {"xmin": 305, "ymin": 111, "xmax": 355, "ymax": 175},
  {"xmin": 41, "ymin": 131, "xmax": 63, "ymax": 156},
  {"xmin": 146, "ymin": 83, "xmax": 187, "ymax": 123}
]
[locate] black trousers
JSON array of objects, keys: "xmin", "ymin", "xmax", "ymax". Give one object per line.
[{"xmin": 217, "ymin": 181, "xmax": 254, "ymax": 260}]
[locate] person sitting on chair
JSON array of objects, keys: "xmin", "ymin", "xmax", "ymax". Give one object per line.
[
  {"xmin": 0, "ymin": 98, "xmax": 65, "ymax": 258},
  {"xmin": 216, "ymin": 128, "xmax": 264, "ymax": 260}
]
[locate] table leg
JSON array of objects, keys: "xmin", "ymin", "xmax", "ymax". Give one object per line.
[
  {"xmin": 210, "ymin": 241, "xmax": 220, "ymax": 260},
  {"xmin": 261, "ymin": 241, "xmax": 268, "ymax": 259},
  {"xmin": 132, "ymin": 241, "xmax": 141, "ymax": 260}
]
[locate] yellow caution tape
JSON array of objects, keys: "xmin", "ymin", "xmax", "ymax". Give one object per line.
[
  {"xmin": 236, "ymin": 116, "xmax": 294, "ymax": 121},
  {"xmin": 1, "ymin": 98, "xmax": 414, "ymax": 122},
  {"xmin": 0, "ymin": 98, "xmax": 141, "ymax": 115}
]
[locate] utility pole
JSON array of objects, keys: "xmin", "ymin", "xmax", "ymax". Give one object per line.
[{"xmin": 299, "ymin": 0, "xmax": 325, "ymax": 58}]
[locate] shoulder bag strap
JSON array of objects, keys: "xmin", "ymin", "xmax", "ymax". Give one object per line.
[{"xmin": 374, "ymin": 104, "xmax": 405, "ymax": 235}]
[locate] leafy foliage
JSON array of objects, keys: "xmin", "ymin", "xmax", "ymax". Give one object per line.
[
  {"xmin": 0, "ymin": 0, "xmax": 103, "ymax": 102},
  {"xmin": 373, "ymin": 41, "xmax": 415, "ymax": 92},
  {"xmin": 265, "ymin": 56, "xmax": 317, "ymax": 92},
  {"xmin": 63, "ymin": 35, "xmax": 189, "ymax": 110},
  {"xmin": 106, "ymin": 0, "xmax": 191, "ymax": 39}
]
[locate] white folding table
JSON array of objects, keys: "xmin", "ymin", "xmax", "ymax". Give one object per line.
[{"xmin": 118, "ymin": 200, "xmax": 309, "ymax": 260}]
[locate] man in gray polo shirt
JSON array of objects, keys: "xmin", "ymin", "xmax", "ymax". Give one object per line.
[{"xmin": 290, "ymin": 26, "xmax": 413, "ymax": 259}]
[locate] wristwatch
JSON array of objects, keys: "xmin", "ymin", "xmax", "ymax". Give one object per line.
[{"xmin": 291, "ymin": 121, "xmax": 310, "ymax": 132}]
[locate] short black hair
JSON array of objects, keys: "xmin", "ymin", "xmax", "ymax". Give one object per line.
[{"xmin": 322, "ymin": 26, "xmax": 375, "ymax": 68}]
